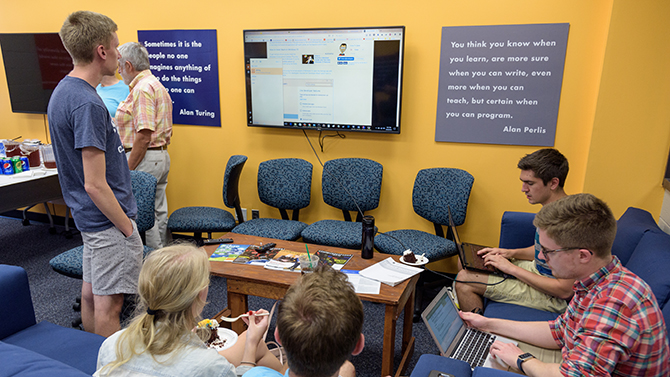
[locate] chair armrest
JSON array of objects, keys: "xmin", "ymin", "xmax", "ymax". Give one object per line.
[
  {"xmin": 0, "ymin": 264, "xmax": 37, "ymax": 339},
  {"xmin": 498, "ymin": 211, "xmax": 536, "ymax": 249}
]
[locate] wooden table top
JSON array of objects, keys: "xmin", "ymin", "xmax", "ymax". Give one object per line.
[{"xmin": 204, "ymin": 233, "xmax": 415, "ymax": 306}]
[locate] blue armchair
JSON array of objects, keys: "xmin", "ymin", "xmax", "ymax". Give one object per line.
[{"xmin": 0, "ymin": 264, "xmax": 104, "ymax": 376}]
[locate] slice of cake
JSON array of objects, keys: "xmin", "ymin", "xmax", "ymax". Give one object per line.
[
  {"xmin": 402, "ymin": 249, "xmax": 417, "ymax": 263},
  {"xmin": 198, "ymin": 319, "xmax": 227, "ymax": 349}
]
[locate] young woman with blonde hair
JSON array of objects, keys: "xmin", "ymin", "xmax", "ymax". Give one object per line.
[{"xmin": 94, "ymin": 243, "xmax": 283, "ymax": 376}]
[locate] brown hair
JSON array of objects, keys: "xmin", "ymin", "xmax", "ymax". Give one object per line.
[
  {"xmin": 277, "ymin": 266, "xmax": 364, "ymax": 377},
  {"xmin": 534, "ymin": 193, "xmax": 617, "ymax": 258},
  {"xmin": 518, "ymin": 148, "xmax": 569, "ymax": 187},
  {"xmin": 59, "ymin": 11, "xmax": 117, "ymax": 65}
]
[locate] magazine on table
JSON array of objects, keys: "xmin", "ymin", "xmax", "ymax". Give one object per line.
[
  {"xmin": 264, "ymin": 250, "xmax": 307, "ymax": 271},
  {"xmin": 208, "ymin": 244, "xmax": 251, "ymax": 262},
  {"xmin": 313, "ymin": 250, "xmax": 353, "ymax": 270},
  {"xmin": 232, "ymin": 246, "xmax": 282, "ymax": 265}
]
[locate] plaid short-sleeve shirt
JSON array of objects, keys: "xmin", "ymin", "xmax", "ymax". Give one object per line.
[
  {"xmin": 550, "ymin": 256, "xmax": 670, "ymax": 376},
  {"xmin": 116, "ymin": 70, "xmax": 172, "ymax": 148}
]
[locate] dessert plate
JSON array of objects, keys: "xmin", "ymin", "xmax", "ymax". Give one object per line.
[
  {"xmin": 208, "ymin": 327, "xmax": 238, "ymax": 351},
  {"xmin": 400, "ymin": 254, "xmax": 429, "ymax": 266}
]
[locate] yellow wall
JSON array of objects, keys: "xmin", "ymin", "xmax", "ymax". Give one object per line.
[{"xmin": 1, "ymin": 1, "xmax": 669, "ymax": 254}]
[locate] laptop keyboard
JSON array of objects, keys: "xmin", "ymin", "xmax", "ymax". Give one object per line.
[{"xmin": 452, "ymin": 329, "xmax": 495, "ymax": 368}]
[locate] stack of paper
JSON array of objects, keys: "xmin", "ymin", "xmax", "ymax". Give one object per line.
[{"xmin": 359, "ymin": 257, "xmax": 423, "ymax": 286}]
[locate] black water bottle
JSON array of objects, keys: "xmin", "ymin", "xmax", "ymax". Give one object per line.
[{"xmin": 361, "ymin": 215, "xmax": 375, "ymax": 259}]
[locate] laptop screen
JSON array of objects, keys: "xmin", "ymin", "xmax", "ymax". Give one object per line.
[{"xmin": 423, "ymin": 287, "xmax": 464, "ymax": 353}]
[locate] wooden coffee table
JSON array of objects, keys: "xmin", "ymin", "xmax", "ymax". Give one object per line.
[{"xmin": 204, "ymin": 233, "xmax": 418, "ymax": 377}]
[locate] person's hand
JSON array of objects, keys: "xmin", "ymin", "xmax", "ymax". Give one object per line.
[
  {"xmin": 483, "ymin": 253, "xmax": 516, "ymax": 275},
  {"xmin": 488, "ymin": 341, "xmax": 524, "ymax": 371},
  {"xmin": 459, "ymin": 311, "xmax": 489, "ymax": 330},
  {"xmin": 477, "ymin": 247, "xmax": 513, "ymax": 259},
  {"xmin": 242, "ymin": 309, "xmax": 269, "ymax": 345}
]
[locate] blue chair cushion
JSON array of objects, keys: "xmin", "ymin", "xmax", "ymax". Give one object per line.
[
  {"xmin": 625, "ymin": 229, "xmax": 670, "ymax": 308},
  {"xmin": 483, "ymin": 301, "xmax": 561, "ymax": 322},
  {"xmin": 409, "ymin": 354, "xmax": 472, "ymax": 377},
  {"xmin": 612, "ymin": 207, "xmax": 662, "ymax": 265},
  {"xmin": 233, "ymin": 218, "xmax": 308, "ymax": 241},
  {"xmin": 301, "ymin": 220, "xmax": 378, "ymax": 249},
  {"xmin": 0, "ymin": 341, "xmax": 91, "ymax": 377},
  {"xmin": 374, "ymin": 229, "xmax": 457, "ymax": 260},
  {"xmin": 167, "ymin": 206, "xmax": 237, "ymax": 233},
  {"xmin": 498, "ymin": 211, "xmax": 536, "ymax": 249},
  {"xmin": 3, "ymin": 321, "xmax": 104, "ymax": 375},
  {"xmin": 50, "ymin": 245, "xmax": 153, "ymax": 279}
]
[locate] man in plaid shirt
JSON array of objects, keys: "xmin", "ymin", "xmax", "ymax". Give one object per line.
[
  {"xmin": 460, "ymin": 194, "xmax": 669, "ymax": 376},
  {"xmin": 116, "ymin": 42, "xmax": 172, "ymax": 249}
]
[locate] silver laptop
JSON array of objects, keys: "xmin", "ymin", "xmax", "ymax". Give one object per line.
[{"xmin": 421, "ymin": 286, "xmax": 516, "ymax": 370}]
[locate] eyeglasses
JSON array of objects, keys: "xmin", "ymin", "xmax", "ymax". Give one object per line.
[{"xmin": 539, "ymin": 245, "xmax": 592, "ymax": 260}]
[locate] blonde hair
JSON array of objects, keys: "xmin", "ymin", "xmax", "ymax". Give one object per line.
[
  {"xmin": 59, "ymin": 10, "xmax": 117, "ymax": 65},
  {"xmin": 99, "ymin": 243, "xmax": 211, "ymax": 375}
]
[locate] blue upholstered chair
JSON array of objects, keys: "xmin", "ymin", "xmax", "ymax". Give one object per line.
[
  {"xmin": 49, "ymin": 171, "xmax": 157, "ymax": 326},
  {"xmin": 300, "ymin": 158, "xmax": 383, "ymax": 249},
  {"xmin": 167, "ymin": 155, "xmax": 247, "ymax": 241},
  {"xmin": 49, "ymin": 170, "xmax": 157, "ymax": 278},
  {"xmin": 232, "ymin": 158, "xmax": 312, "ymax": 241},
  {"xmin": 374, "ymin": 167, "xmax": 474, "ymax": 260}
]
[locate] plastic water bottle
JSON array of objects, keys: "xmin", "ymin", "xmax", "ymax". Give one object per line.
[{"xmin": 361, "ymin": 215, "xmax": 375, "ymax": 259}]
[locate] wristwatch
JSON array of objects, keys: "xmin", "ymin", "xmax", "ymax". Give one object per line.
[{"xmin": 517, "ymin": 352, "xmax": 535, "ymax": 374}]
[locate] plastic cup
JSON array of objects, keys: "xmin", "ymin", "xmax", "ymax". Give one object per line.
[{"xmin": 298, "ymin": 254, "xmax": 319, "ymax": 272}]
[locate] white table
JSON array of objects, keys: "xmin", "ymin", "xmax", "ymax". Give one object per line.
[{"xmin": 0, "ymin": 168, "xmax": 63, "ymax": 231}]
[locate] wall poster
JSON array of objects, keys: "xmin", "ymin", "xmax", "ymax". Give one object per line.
[
  {"xmin": 435, "ymin": 23, "xmax": 569, "ymax": 146},
  {"xmin": 138, "ymin": 29, "xmax": 221, "ymax": 127}
]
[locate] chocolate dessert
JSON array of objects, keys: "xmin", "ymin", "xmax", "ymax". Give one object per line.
[{"xmin": 403, "ymin": 250, "xmax": 417, "ymax": 263}]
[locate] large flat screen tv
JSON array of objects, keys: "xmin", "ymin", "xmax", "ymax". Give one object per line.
[
  {"xmin": 244, "ymin": 26, "xmax": 405, "ymax": 134},
  {"xmin": 0, "ymin": 33, "xmax": 72, "ymax": 114}
]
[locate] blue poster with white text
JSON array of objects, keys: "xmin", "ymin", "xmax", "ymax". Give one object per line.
[{"xmin": 138, "ymin": 29, "xmax": 221, "ymax": 127}]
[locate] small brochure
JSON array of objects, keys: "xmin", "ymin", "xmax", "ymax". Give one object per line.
[
  {"xmin": 208, "ymin": 244, "xmax": 251, "ymax": 262},
  {"xmin": 232, "ymin": 246, "xmax": 282, "ymax": 265},
  {"xmin": 359, "ymin": 257, "xmax": 423, "ymax": 287}
]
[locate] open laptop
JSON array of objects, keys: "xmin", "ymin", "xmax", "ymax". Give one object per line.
[
  {"xmin": 421, "ymin": 286, "xmax": 516, "ymax": 369},
  {"xmin": 448, "ymin": 207, "xmax": 513, "ymax": 279}
]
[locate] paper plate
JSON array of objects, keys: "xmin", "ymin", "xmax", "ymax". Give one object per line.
[
  {"xmin": 400, "ymin": 254, "xmax": 429, "ymax": 266},
  {"xmin": 207, "ymin": 327, "xmax": 238, "ymax": 351}
]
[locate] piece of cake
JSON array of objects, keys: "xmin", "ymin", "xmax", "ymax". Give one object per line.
[
  {"xmin": 403, "ymin": 250, "xmax": 417, "ymax": 263},
  {"xmin": 198, "ymin": 319, "xmax": 226, "ymax": 348}
]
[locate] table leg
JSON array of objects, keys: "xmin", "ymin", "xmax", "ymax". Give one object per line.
[
  {"xmin": 228, "ymin": 291, "xmax": 248, "ymax": 334},
  {"xmin": 381, "ymin": 304, "xmax": 397, "ymax": 377}
]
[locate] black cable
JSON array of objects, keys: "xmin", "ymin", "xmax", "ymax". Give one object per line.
[
  {"xmin": 427, "ymin": 268, "xmax": 510, "ymax": 286},
  {"xmin": 317, "ymin": 130, "xmax": 345, "ymax": 152}
]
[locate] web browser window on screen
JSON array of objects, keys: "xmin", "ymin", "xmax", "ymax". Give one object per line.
[{"xmin": 244, "ymin": 27, "xmax": 404, "ymax": 133}]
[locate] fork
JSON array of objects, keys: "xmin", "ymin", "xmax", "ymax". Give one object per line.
[{"xmin": 220, "ymin": 312, "xmax": 271, "ymax": 322}]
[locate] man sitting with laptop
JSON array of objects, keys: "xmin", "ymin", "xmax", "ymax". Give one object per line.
[
  {"xmin": 460, "ymin": 194, "xmax": 669, "ymax": 375},
  {"xmin": 455, "ymin": 148, "xmax": 574, "ymax": 314}
]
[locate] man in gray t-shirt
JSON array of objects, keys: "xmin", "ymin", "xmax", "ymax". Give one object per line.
[{"xmin": 47, "ymin": 11, "xmax": 142, "ymax": 337}]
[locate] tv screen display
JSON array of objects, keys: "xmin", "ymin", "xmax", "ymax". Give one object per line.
[
  {"xmin": 0, "ymin": 33, "xmax": 72, "ymax": 114},
  {"xmin": 244, "ymin": 26, "xmax": 405, "ymax": 134}
]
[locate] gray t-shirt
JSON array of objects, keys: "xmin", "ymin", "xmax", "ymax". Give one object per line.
[{"xmin": 48, "ymin": 75, "xmax": 136, "ymax": 232}]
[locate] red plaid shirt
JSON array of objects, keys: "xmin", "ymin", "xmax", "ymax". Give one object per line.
[{"xmin": 550, "ymin": 256, "xmax": 670, "ymax": 376}]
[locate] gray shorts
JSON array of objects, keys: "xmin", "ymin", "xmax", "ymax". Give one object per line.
[{"xmin": 82, "ymin": 219, "xmax": 143, "ymax": 296}]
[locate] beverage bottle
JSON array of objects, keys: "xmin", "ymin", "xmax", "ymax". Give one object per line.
[{"xmin": 361, "ymin": 215, "xmax": 375, "ymax": 259}]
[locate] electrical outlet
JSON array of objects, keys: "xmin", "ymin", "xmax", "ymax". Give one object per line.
[
  {"xmin": 252, "ymin": 209, "xmax": 260, "ymax": 219},
  {"xmin": 237, "ymin": 208, "xmax": 248, "ymax": 222}
]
